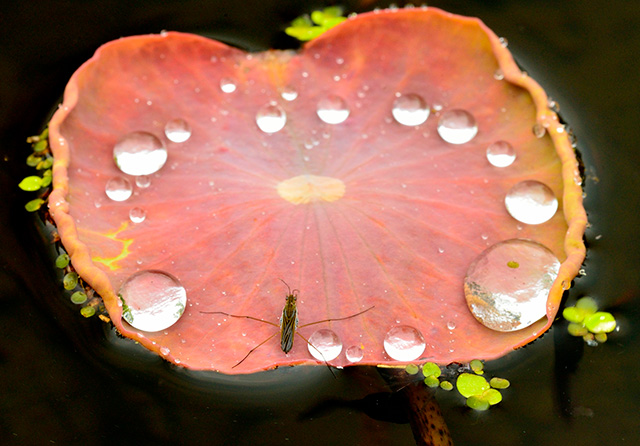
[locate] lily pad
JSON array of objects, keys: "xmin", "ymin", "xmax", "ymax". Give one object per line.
[{"xmin": 47, "ymin": 8, "xmax": 586, "ymax": 373}]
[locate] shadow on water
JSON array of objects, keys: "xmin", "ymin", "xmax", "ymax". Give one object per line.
[{"xmin": 1, "ymin": 1, "xmax": 639, "ymax": 445}]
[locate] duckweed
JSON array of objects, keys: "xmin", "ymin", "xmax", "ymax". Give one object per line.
[{"xmin": 562, "ymin": 296, "xmax": 617, "ymax": 344}]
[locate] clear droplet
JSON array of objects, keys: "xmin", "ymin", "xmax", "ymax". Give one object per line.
[
  {"xmin": 392, "ymin": 93, "xmax": 430, "ymax": 126},
  {"xmin": 281, "ymin": 87, "xmax": 298, "ymax": 101},
  {"xmin": 437, "ymin": 109, "xmax": 478, "ymax": 144},
  {"xmin": 105, "ymin": 176, "xmax": 133, "ymax": 201},
  {"xmin": 486, "ymin": 140, "xmax": 516, "ymax": 167},
  {"xmin": 307, "ymin": 329, "xmax": 343, "ymax": 361},
  {"xmin": 447, "ymin": 321, "xmax": 457, "ymax": 330},
  {"xmin": 505, "ymin": 180, "xmax": 558, "ymax": 225},
  {"xmin": 493, "ymin": 69, "xmax": 504, "ymax": 80},
  {"xmin": 129, "ymin": 207, "xmax": 147, "ymax": 223},
  {"xmin": 383, "ymin": 325, "xmax": 426, "ymax": 361},
  {"xmin": 164, "ymin": 118, "xmax": 192, "ymax": 143},
  {"xmin": 119, "ymin": 270, "xmax": 187, "ymax": 332},
  {"xmin": 135, "ymin": 175, "xmax": 151, "ymax": 188},
  {"xmin": 464, "ymin": 239, "xmax": 560, "ymax": 331},
  {"xmin": 317, "ymin": 95, "xmax": 350, "ymax": 124},
  {"xmin": 345, "ymin": 345, "xmax": 364, "ymax": 363},
  {"xmin": 532, "ymin": 123, "xmax": 546, "ymax": 138},
  {"xmin": 220, "ymin": 77, "xmax": 237, "ymax": 93},
  {"xmin": 256, "ymin": 103, "xmax": 286, "ymax": 133},
  {"xmin": 113, "ymin": 131, "xmax": 168, "ymax": 175}
]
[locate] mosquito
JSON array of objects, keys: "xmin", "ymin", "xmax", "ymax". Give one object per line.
[{"xmin": 200, "ymin": 279, "xmax": 374, "ymax": 369}]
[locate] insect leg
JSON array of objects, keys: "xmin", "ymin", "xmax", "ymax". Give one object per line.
[
  {"xmin": 200, "ymin": 311, "xmax": 280, "ymax": 328},
  {"xmin": 232, "ymin": 332, "xmax": 279, "ymax": 368},
  {"xmin": 294, "ymin": 332, "xmax": 337, "ymax": 379},
  {"xmin": 298, "ymin": 305, "xmax": 375, "ymax": 328}
]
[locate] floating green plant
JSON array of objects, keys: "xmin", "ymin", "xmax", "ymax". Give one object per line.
[
  {"xmin": 406, "ymin": 360, "xmax": 510, "ymax": 411},
  {"xmin": 562, "ymin": 296, "xmax": 617, "ymax": 345},
  {"xmin": 285, "ymin": 6, "xmax": 347, "ymax": 41},
  {"xmin": 19, "ymin": 127, "xmax": 51, "ymax": 211}
]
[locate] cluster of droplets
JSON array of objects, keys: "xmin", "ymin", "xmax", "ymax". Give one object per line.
[{"xmin": 106, "ymin": 118, "xmax": 193, "ymax": 223}]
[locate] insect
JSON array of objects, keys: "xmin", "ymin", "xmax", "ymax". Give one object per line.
[{"xmin": 201, "ymin": 279, "xmax": 374, "ymax": 368}]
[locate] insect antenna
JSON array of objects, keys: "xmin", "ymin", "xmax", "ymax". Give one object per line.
[{"xmin": 298, "ymin": 305, "xmax": 375, "ymax": 328}]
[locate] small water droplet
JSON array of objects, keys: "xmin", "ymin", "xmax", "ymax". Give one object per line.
[
  {"xmin": 281, "ymin": 86, "xmax": 298, "ymax": 101},
  {"xmin": 392, "ymin": 93, "xmax": 430, "ymax": 126},
  {"xmin": 135, "ymin": 175, "xmax": 151, "ymax": 188},
  {"xmin": 532, "ymin": 123, "xmax": 546, "ymax": 138},
  {"xmin": 505, "ymin": 180, "xmax": 558, "ymax": 225},
  {"xmin": 345, "ymin": 345, "xmax": 364, "ymax": 363},
  {"xmin": 493, "ymin": 69, "xmax": 504, "ymax": 80},
  {"xmin": 499, "ymin": 37, "xmax": 508, "ymax": 47},
  {"xmin": 256, "ymin": 103, "xmax": 286, "ymax": 133},
  {"xmin": 486, "ymin": 140, "xmax": 516, "ymax": 167},
  {"xmin": 317, "ymin": 95, "xmax": 350, "ymax": 124},
  {"xmin": 447, "ymin": 321, "xmax": 457, "ymax": 330},
  {"xmin": 464, "ymin": 239, "xmax": 560, "ymax": 331},
  {"xmin": 113, "ymin": 131, "xmax": 168, "ymax": 175},
  {"xmin": 383, "ymin": 325, "xmax": 426, "ymax": 361},
  {"xmin": 160, "ymin": 347, "xmax": 170, "ymax": 355},
  {"xmin": 129, "ymin": 207, "xmax": 147, "ymax": 223},
  {"xmin": 437, "ymin": 109, "xmax": 478, "ymax": 144},
  {"xmin": 220, "ymin": 77, "xmax": 237, "ymax": 93},
  {"xmin": 307, "ymin": 329, "xmax": 343, "ymax": 361},
  {"xmin": 119, "ymin": 270, "xmax": 187, "ymax": 332},
  {"xmin": 164, "ymin": 118, "xmax": 192, "ymax": 143},
  {"xmin": 105, "ymin": 176, "xmax": 133, "ymax": 201}
]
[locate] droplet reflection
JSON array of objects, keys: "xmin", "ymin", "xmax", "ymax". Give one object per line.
[
  {"xmin": 437, "ymin": 109, "xmax": 478, "ymax": 144},
  {"xmin": 505, "ymin": 180, "xmax": 558, "ymax": 225},
  {"xmin": 308, "ymin": 329, "xmax": 343, "ymax": 361},
  {"xmin": 383, "ymin": 325, "xmax": 426, "ymax": 361},
  {"xmin": 113, "ymin": 131, "xmax": 168, "ymax": 175}
]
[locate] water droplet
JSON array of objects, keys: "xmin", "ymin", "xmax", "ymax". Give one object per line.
[
  {"xmin": 160, "ymin": 347, "xmax": 170, "ymax": 355},
  {"xmin": 317, "ymin": 95, "xmax": 350, "ymax": 124},
  {"xmin": 493, "ymin": 69, "xmax": 504, "ymax": 80},
  {"xmin": 105, "ymin": 176, "xmax": 133, "ymax": 201},
  {"xmin": 437, "ymin": 109, "xmax": 478, "ymax": 144},
  {"xmin": 392, "ymin": 93, "xmax": 430, "ymax": 126},
  {"xmin": 464, "ymin": 239, "xmax": 560, "ymax": 331},
  {"xmin": 113, "ymin": 131, "xmax": 168, "ymax": 176},
  {"xmin": 129, "ymin": 207, "xmax": 147, "ymax": 223},
  {"xmin": 532, "ymin": 123, "xmax": 546, "ymax": 138},
  {"xmin": 486, "ymin": 140, "xmax": 516, "ymax": 167},
  {"xmin": 345, "ymin": 345, "xmax": 364, "ymax": 363},
  {"xmin": 164, "ymin": 118, "xmax": 192, "ymax": 143},
  {"xmin": 447, "ymin": 321, "xmax": 457, "ymax": 330},
  {"xmin": 220, "ymin": 77, "xmax": 236, "ymax": 93},
  {"xmin": 307, "ymin": 329, "xmax": 342, "ymax": 361},
  {"xmin": 135, "ymin": 175, "xmax": 151, "ymax": 188},
  {"xmin": 383, "ymin": 325, "xmax": 426, "ymax": 361},
  {"xmin": 499, "ymin": 37, "xmax": 508, "ymax": 47},
  {"xmin": 505, "ymin": 180, "xmax": 558, "ymax": 225},
  {"xmin": 281, "ymin": 86, "xmax": 298, "ymax": 101},
  {"xmin": 256, "ymin": 103, "xmax": 286, "ymax": 133},
  {"xmin": 119, "ymin": 270, "xmax": 187, "ymax": 332}
]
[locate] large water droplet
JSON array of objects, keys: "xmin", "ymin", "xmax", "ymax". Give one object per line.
[
  {"xmin": 119, "ymin": 270, "xmax": 187, "ymax": 332},
  {"xmin": 317, "ymin": 95, "xmax": 350, "ymax": 124},
  {"xmin": 383, "ymin": 325, "xmax": 426, "ymax": 361},
  {"xmin": 164, "ymin": 118, "xmax": 192, "ymax": 143},
  {"xmin": 464, "ymin": 239, "xmax": 560, "ymax": 331},
  {"xmin": 129, "ymin": 207, "xmax": 147, "ymax": 223},
  {"xmin": 113, "ymin": 131, "xmax": 168, "ymax": 175},
  {"xmin": 256, "ymin": 103, "xmax": 286, "ymax": 133},
  {"xmin": 219, "ymin": 77, "xmax": 237, "ymax": 93},
  {"xmin": 345, "ymin": 345, "xmax": 364, "ymax": 363},
  {"xmin": 392, "ymin": 93, "xmax": 429, "ymax": 126},
  {"xmin": 437, "ymin": 109, "xmax": 478, "ymax": 144},
  {"xmin": 105, "ymin": 176, "xmax": 133, "ymax": 201},
  {"xmin": 505, "ymin": 180, "xmax": 558, "ymax": 225},
  {"xmin": 307, "ymin": 329, "xmax": 343, "ymax": 361},
  {"xmin": 486, "ymin": 140, "xmax": 516, "ymax": 167}
]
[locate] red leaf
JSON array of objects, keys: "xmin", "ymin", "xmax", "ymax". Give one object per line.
[{"xmin": 48, "ymin": 8, "xmax": 586, "ymax": 373}]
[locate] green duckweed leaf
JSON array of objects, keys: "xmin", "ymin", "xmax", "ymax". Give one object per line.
[
  {"xmin": 55, "ymin": 253, "xmax": 70, "ymax": 269},
  {"xmin": 576, "ymin": 296, "xmax": 598, "ymax": 313},
  {"xmin": 63, "ymin": 272, "xmax": 78, "ymax": 290},
  {"xmin": 594, "ymin": 333, "xmax": 608, "ymax": 343},
  {"xmin": 405, "ymin": 363, "xmax": 419, "ymax": 375},
  {"xmin": 489, "ymin": 377, "xmax": 510, "ymax": 389},
  {"xmin": 424, "ymin": 376, "xmax": 440, "ymax": 388},
  {"xmin": 80, "ymin": 306, "xmax": 96, "ymax": 318},
  {"xmin": 562, "ymin": 306, "xmax": 586, "ymax": 323},
  {"xmin": 470, "ymin": 359, "xmax": 484, "ymax": 374},
  {"xmin": 482, "ymin": 388, "xmax": 503, "ymax": 405},
  {"xmin": 33, "ymin": 140, "xmax": 48, "ymax": 152},
  {"xmin": 286, "ymin": 7, "xmax": 347, "ymax": 41},
  {"xmin": 26, "ymin": 154, "xmax": 42, "ymax": 167},
  {"xmin": 457, "ymin": 373, "xmax": 490, "ymax": 398},
  {"xmin": 440, "ymin": 381, "xmax": 453, "ymax": 391},
  {"xmin": 584, "ymin": 311, "xmax": 616, "ymax": 333},
  {"xmin": 70, "ymin": 291, "xmax": 88, "ymax": 304},
  {"xmin": 466, "ymin": 395, "xmax": 490, "ymax": 411},
  {"xmin": 422, "ymin": 362, "xmax": 441, "ymax": 378},
  {"xmin": 25, "ymin": 198, "xmax": 45, "ymax": 212},
  {"xmin": 567, "ymin": 322, "xmax": 589, "ymax": 337},
  {"xmin": 18, "ymin": 176, "xmax": 43, "ymax": 191}
]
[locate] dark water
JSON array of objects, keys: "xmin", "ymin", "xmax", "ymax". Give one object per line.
[{"xmin": 1, "ymin": 1, "xmax": 639, "ymax": 445}]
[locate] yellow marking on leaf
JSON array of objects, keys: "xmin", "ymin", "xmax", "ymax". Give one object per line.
[
  {"xmin": 91, "ymin": 221, "xmax": 134, "ymax": 270},
  {"xmin": 277, "ymin": 174, "xmax": 346, "ymax": 204}
]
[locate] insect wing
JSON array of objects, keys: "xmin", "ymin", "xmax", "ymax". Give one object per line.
[{"xmin": 280, "ymin": 305, "xmax": 298, "ymax": 353}]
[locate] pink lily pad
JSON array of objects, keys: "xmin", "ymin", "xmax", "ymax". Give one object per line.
[{"xmin": 48, "ymin": 8, "xmax": 586, "ymax": 373}]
